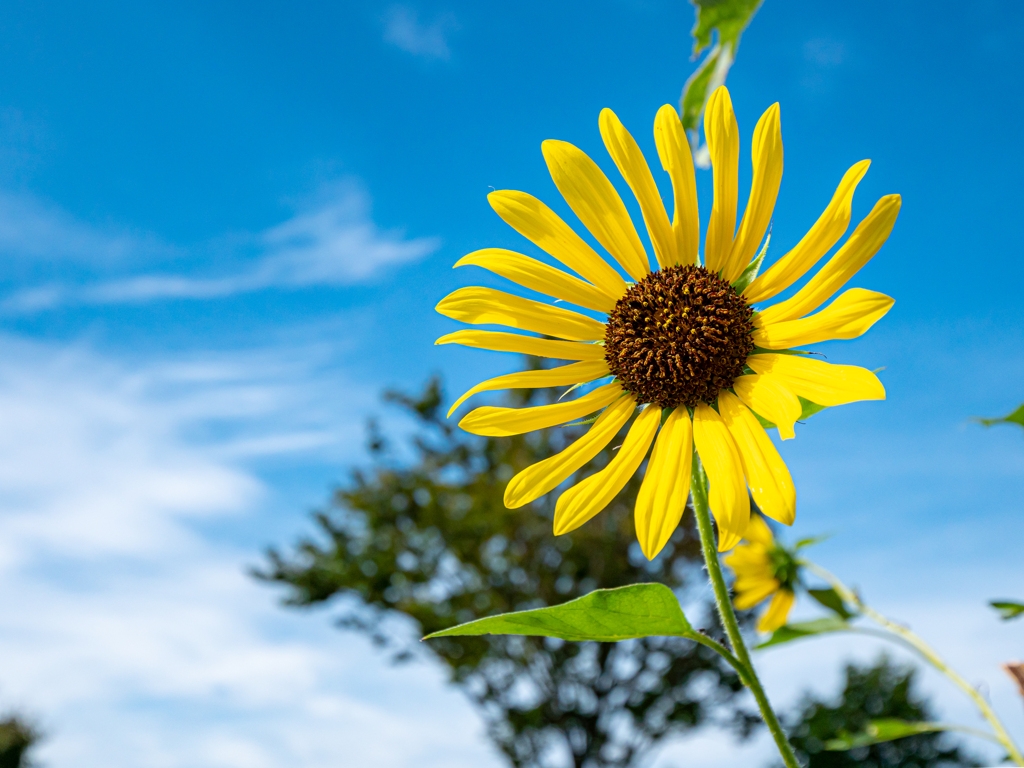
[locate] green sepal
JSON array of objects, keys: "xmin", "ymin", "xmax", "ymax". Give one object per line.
[
  {"xmin": 825, "ymin": 719, "xmax": 959, "ymax": 751},
  {"xmin": 424, "ymin": 583, "xmax": 694, "ymax": 642},
  {"xmin": 731, "ymin": 230, "xmax": 770, "ymax": 294},
  {"xmin": 990, "ymin": 600, "xmax": 1024, "ymax": 620},
  {"xmin": 756, "ymin": 617, "xmax": 851, "ymax": 649},
  {"xmin": 807, "ymin": 587, "xmax": 855, "ymax": 620},
  {"xmin": 746, "ymin": 397, "xmax": 827, "ymax": 435},
  {"xmin": 798, "ymin": 397, "xmax": 828, "ymax": 420}
]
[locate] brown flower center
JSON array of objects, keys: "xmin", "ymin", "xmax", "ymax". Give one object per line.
[{"xmin": 603, "ymin": 264, "xmax": 754, "ymax": 409}]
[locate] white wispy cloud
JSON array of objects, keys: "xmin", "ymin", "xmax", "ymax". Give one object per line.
[
  {"xmin": 0, "ymin": 180, "xmax": 440, "ymax": 313},
  {"xmin": 0, "ymin": 335, "xmax": 495, "ymax": 767},
  {"xmin": 383, "ymin": 6, "xmax": 459, "ymax": 61},
  {"xmin": 0, "ymin": 189, "xmax": 172, "ymax": 267}
]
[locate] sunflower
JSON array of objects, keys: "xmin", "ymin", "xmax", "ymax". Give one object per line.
[
  {"xmin": 436, "ymin": 85, "xmax": 899, "ymax": 559},
  {"xmin": 724, "ymin": 514, "xmax": 799, "ymax": 633}
]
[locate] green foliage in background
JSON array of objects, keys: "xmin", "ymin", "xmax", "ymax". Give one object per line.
[
  {"xmin": 781, "ymin": 657, "xmax": 979, "ymax": 768},
  {"xmin": 0, "ymin": 717, "xmax": 38, "ymax": 768},
  {"xmin": 257, "ymin": 369, "xmax": 758, "ymax": 768},
  {"xmin": 680, "ymin": 0, "xmax": 765, "ymax": 163},
  {"xmin": 975, "ymin": 403, "xmax": 1024, "ymax": 431}
]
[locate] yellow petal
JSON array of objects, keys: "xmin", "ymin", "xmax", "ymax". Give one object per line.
[
  {"xmin": 653, "ymin": 104, "xmax": 699, "ymax": 265},
  {"xmin": 703, "ymin": 86, "xmax": 740, "ymax": 274},
  {"xmin": 722, "ymin": 103, "xmax": 783, "ymax": 283},
  {"xmin": 726, "ymin": 543, "xmax": 772, "ymax": 573},
  {"xmin": 758, "ymin": 589, "xmax": 795, "ymax": 633},
  {"xmin": 487, "ymin": 190, "xmax": 628, "ymax": 299},
  {"xmin": 435, "ymin": 330, "xmax": 606, "ymax": 361},
  {"xmin": 542, "ymin": 139, "xmax": 651, "ymax": 282},
  {"xmin": 635, "ymin": 407, "xmax": 693, "ymax": 560},
  {"xmin": 436, "ymin": 286, "xmax": 606, "ymax": 342},
  {"xmin": 554, "ymin": 404, "xmax": 660, "ymax": 535},
  {"xmin": 692, "ymin": 402, "xmax": 749, "ymax": 552},
  {"xmin": 732, "ymin": 374, "xmax": 801, "ymax": 440},
  {"xmin": 757, "ymin": 194, "xmax": 901, "ymax": 325},
  {"xmin": 734, "ymin": 576, "xmax": 780, "ymax": 610},
  {"xmin": 599, "ymin": 108, "xmax": 676, "ymax": 269},
  {"xmin": 744, "ymin": 159, "xmax": 871, "ymax": 304},
  {"xmin": 504, "ymin": 394, "xmax": 636, "ymax": 508},
  {"xmin": 753, "ymin": 288, "xmax": 894, "ymax": 349},
  {"xmin": 718, "ymin": 392, "xmax": 796, "ymax": 526},
  {"xmin": 460, "ymin": 381, "xmax": 623, "ymax": 437},
  {"xmin": 454, "ymin": 249, "xmax": 617, "ymax": 314},
  {"xmin": 747, "ymin": 353, "xmax": 885, "ymax": 407},
  {"xmin": 447, "ymin": 360, "xmax": 610, "ymax": 418},
  {"xmin": 742, "ymin": 513, "xmax": 775, "ymax": 547}
]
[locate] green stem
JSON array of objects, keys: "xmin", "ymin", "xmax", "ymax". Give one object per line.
[
  {"xmin": 690, "ymin": 456, "xmax": 800, "ymax": 768},
  {"xmin": 803, "ymin": 561, "xmax": 1024, "ymax": 766}
]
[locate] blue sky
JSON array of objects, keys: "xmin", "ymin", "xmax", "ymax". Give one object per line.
[{"xmin": 0, "ymin": 1, "xmax": 1022, "ymax": 766}]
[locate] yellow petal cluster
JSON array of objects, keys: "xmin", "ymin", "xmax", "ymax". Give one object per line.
[
  {"xmin": 724, "ymin": 515, "xmax": 796, "ymax": 633},
  {"xmin": 435, "ymin": 86, "xmax": 899, "ymax": 558}
]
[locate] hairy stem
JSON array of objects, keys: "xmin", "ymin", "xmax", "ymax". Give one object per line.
[
  {"xmin": 803, "ymin": 560, "xmax": 1024, "ymax": 766},
  {"xmin": 690, "ymin": 455, "xmax": 800, "ymax": 768}
]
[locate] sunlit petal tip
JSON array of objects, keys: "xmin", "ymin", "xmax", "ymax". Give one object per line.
[
  {"xmin": 757, "ymin": 590, "xmax": 795, "ymax": 633},
  {"xmin": 717, "ymin": 526, "xmax": 745, "ymax": 553}
]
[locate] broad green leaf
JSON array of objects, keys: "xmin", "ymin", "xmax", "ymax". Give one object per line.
[
  {"xmin": 990, "ymin": 600, "xmax": 1024, "ymax": 621},
  {"xmin": 756, "ymin": 617, "xmax": 851, "ymax": 649},
  {"xmin": 808, "ymin": 588, "xmax": 854, "ymax": 620},
  {"xmin": 825, "ymin": 719, "xmax": 957, "ymax": 751},
  {"xmin": 690, "ymin": 0, "xmax": 766, "ymax": 55},
  {"xmin": 975, "ymin": 402, "xmax": 1024, "ymax": 430},
  {"xmin": 424, "ymin": 583, "xmax": 693, "ymax": 642}
]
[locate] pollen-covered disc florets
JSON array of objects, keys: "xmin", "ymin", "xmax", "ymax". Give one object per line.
[{"xmin": 604, "ymin": 264, "xmax": 754, "ymax": 409}]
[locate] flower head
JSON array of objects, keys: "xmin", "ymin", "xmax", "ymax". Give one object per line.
[
  {"xmin": 436, "ymin": 86, "xmax": 899, "ymax": 558},
  {"xmin": 724, "ymin": 514, "xmax": 800, "ymax": 632}
]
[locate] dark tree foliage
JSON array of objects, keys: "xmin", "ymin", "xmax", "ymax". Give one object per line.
[
  {"xmin": 782, "ymin": 655, "xmax": 981, "ymax": 768},
  {"xmin": 0, "ymin": 716, "xmax": 39, "ymax": 768},
  {"xmin": 256, "ymin": 370, "xmax": 757, "ymax": 768}
]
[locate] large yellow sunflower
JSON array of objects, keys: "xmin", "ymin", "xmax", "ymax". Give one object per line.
[{"xmin": 436, "ymin": 85, "xmax": 899, "ymax": 559}]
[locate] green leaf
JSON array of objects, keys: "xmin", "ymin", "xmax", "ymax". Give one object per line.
[
  {"xmin": 424, "ymin": 583, "xmax": 693, "ymax": 642},
  {"xmin": 690, "ymin": 0, "xmax": 766, "ymax": 55},
  {"xmin": 808, "ymin": 588, "xmax": 854, "ymax": 620},
  {"xmin": 756, "ymin": 617, "xmax": 851, "ymax": 649},
  {"xmin": 974, "ymin": 402, "xmax": 1024, "ymax": 430},
  {"xmin": 680, "ymin": 49, "xmax": 721, "ymax": 133},
  {"xmin": 825, "ymin": 719, "xmax": 956, "ymax": 751},
  {"xmin": 990, "ymin": 600, "xmax": 1024, "ymax": 620},
  {"xmin": 679, "ymin": 0, "xmax": 765, "ymax": 151}
]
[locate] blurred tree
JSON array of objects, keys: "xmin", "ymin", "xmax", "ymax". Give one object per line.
[
  {"xmin": 0, "ymin": 716, "xmax": 39, "ymax": 768},
  {"xmin": 781, "ymin": 655, "xmax": 980, "ymax": 768},
  {"xmin": 256, "ymin": 368, "xmax": 757, "ymax": 768}
]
